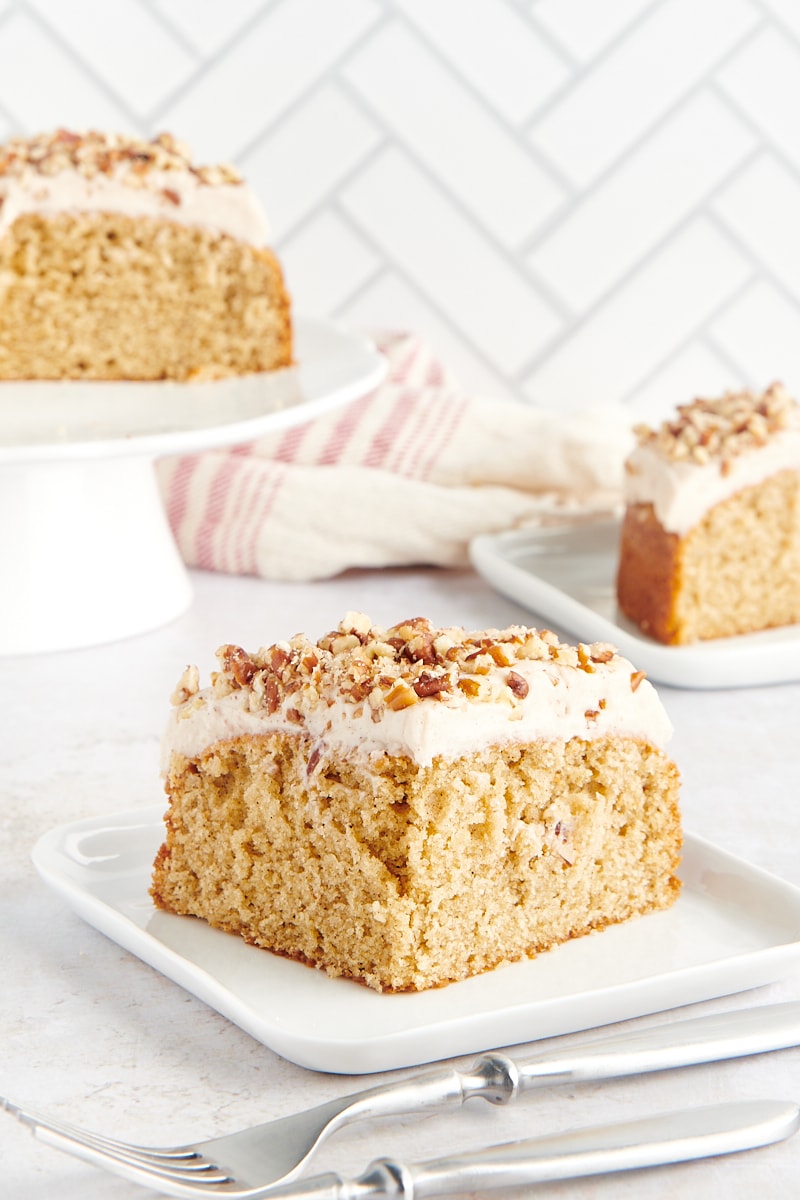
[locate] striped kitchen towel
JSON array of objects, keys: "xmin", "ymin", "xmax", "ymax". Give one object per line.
[{"xmin": 157, "ymin": 332, "xmax": 633, "ymax": 582}]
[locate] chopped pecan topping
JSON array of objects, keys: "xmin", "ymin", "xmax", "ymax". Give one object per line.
[
  {"xmin": 0, "ymin": 128, "xmax": 243, "ymax": 188},
  {"xmin": 634, "ymin": 382, "xmax": 798, "ymax": 466},
  {"xmin": 630, "ymin": 670, "xmax": 647, "ymax": 692},
  {"xmin": 173, "ymin": 614, "xmax": 650, "ymax": 731}
]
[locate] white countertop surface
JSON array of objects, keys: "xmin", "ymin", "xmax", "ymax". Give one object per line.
[{"xmin": 3, "ymin": 563, "xmax": 800, "ymax": 1199}]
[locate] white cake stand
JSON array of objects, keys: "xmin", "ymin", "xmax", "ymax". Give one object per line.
[{"xmin": 0, "ymin": 318, "xmax": 386, "ymax": 656}]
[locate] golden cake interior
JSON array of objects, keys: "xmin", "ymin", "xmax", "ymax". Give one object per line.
[
  {"xmin": 0, "ymin": 212, "xmax": 291, "ymax": 381},
  {"xmin": 153, "ymin": 733, "xmax": 680, "ymax": 993},
  {"xmin": 618, "ymin": 471, "xmax": 800, "ymax": 644}
]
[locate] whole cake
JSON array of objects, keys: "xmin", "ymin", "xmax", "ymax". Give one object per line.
[
  {"xmin": 152, "ymin": 613, "xmax": 682, "ymax": 992},
  {"xmin": 0, "ymin": 129, "xmax": 291, "ymax": 381},
  {"xmin": 617, "ymin": 382, "xmax": 800, "ymax": 644}
]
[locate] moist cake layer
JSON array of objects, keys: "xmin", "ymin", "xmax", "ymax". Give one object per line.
[{"xmin": 154, "ymin": 733, "xmax": 681, "ymax": 992}]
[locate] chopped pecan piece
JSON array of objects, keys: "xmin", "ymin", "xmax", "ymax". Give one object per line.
[
  {"xmin": 219, "ymin": 645, "xmax": 257, "ymax": 687},
  {"xmin": 264, "ymin": 674, "xmax": 281, "ymax": 713},
  {"xmin": 506, "ymin": 671, "xmax": 529, "ymax": 698},
  {"xmin": 458, "ymin": 677, "xmax": 481, "ymax": 698},
  {"xmin": 630, "ymin": 670, "xmax": 647, "ymax": 692},
  {"xmin": 384, "ymin": 680, "xmax": 419, "ymax": 711},
  {"xmin": 412, "ymin": 672, "xmax": 451, "ymax": 699}
]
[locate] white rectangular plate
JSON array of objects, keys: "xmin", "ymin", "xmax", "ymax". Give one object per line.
[
  {"xmin": 470, "ymin": 521, "xmax": 800, "ymax": 688},
  {"xmin": 33, "ymin": 804, "xmax": 800, "ymax": 1075}
]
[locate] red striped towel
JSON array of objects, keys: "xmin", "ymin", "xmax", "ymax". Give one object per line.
[{"xmin": 157, "ymin": 332, "xmax": 632, "ymax": 581}]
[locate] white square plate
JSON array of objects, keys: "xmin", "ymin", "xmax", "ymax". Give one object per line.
[
  {"xmin": 470, "ymin": 521, "xmax": 800, "ymax": 689},
  {"xmin": 32, "ymin": 804, "xmax": 800, "ymax": 1075}
]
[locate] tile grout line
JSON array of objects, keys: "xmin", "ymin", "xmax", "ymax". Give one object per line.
[
  {"xmin": 708, "ymin": 79, "xmax": 800, "ymax": 194},
  {"xmin": 749, "ymin": 0, "xmax": 800, "ymax": 57},
  {"xmin": 699, "ymin": 330, "xmax": 757, "ymax": 389},
  {"xmin": 617, "ymin": 274, "xmax": 758, "ymax": 409},
  {"xmin": 507, "ymin": 0, "xmax": 579, "ymax": 69},
  {"xmin": 17, "ymin": 0, "xmax": 147, "ymax": 131},
  {"xmin": 233, "ymin": 13, "xmax": 392, "ymax": 171},
  {"xmin": 145, "ymin": 0, "xmax": 285, "ymax": 127},
  {"xmin": 522, "ymin": 0, "xmax": 673, "ymax": 135},
  {"xmin": 521, "ymin": 13, "xmax": 768, "ymax": 236},
  {"xmin": 511, "ymin": 208, "xmax": 755, "ymax": 387},
  {"xmin": 386, "ymin": 7, "xmax": 578, "ymax": 198},
  {"xmin": 138, "ymin": 0, "xmax": 204, "ymax": 62},
  {"xmin": 522, "ymin": 139, "xmax": 765, "ymax": 325},
  {"xmin": 334, "ymin": 73, "xmax": 572, "ymax": 324},
  {"xmin": 517, "ymin": 73, "xmax": 760, "ymax": 262},
  {"xmin": 273, "ymin": 136, "xmax": 388, "ymax": 249},
  {"xmin": 329, "ymin": 205, "xmax": 529, "ymax": 401},
  {"xmin": 703, "ymin": 196, "xmax": 800, "ymax": 316}
]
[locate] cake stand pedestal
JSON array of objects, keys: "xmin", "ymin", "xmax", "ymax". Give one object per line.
[
  {"xmin": 0, "ymin": 318, "xmax": 385, "ymax": 656},
  {"xmin": 0, "ymin": 456, "xmax": 192, "ymax": 655}
]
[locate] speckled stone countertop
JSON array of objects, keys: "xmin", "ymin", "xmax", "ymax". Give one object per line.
[{"xmin": 3, "ymin": 565, "xmax": 800, "ymax": 1199}]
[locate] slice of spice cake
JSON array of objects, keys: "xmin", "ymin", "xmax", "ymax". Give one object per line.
[
  {"xmin": 152, "ymin": 613, "xmax": 681, "ymax": 992},
  {"xmin": 0, "ymin": 129, "xmax": 291, "ymax": 381},
  {"xmin": 617, "ymin": 382, "xmax": 800, "ymax": 644}
]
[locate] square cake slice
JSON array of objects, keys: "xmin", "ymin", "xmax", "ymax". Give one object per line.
[
  {"xmin": 617, "ymin": 382, "xmax": 800, "ymax": 644},
  {"xmin": 151, "ymin": 614, "xmax": 682, "ymax": 992}
]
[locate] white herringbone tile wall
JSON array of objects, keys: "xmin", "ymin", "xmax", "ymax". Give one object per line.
[{"xmin": 1, "ymin": 0, "xmax": 799, "ymax": 419}]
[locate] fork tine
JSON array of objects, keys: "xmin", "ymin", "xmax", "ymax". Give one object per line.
[
  {"xmin": 40, "ymin": 1135, "xmax": 235, "ymax": 1195},
  {"xmin": 2, "ymin": 1097, "xmax": 233, "ymax": 1188},
  {"xmin": 4, "ymin": 1096, "xmax": 193, "ymax": 1160}
]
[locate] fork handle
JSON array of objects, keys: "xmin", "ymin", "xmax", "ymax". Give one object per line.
[
  {"xmin": 513, "ymin": 1001, "xmax": 800, "ymax": 1090},
  {"xmin": 324, "ymin": 999, "xmax": 800, "ymax": 1164},
  {"xmin": 363, "ymin": 1100, "xmax": 800, "ymax": 1198},
  {"xmin": 343, "ymin": 1000, "xmax": 800, "ymax": 1131},
  {"xmin": 269, "ymin": 1100, "xmax": 800, "ymax": 1199}
]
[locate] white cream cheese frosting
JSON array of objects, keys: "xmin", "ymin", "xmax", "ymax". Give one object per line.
[
  {"xmin": 162, "ymin": 614, "xmax": 673, "ymax": 772},
  {"xmin": 625, "ymin": 383, "xmax": 800, "ymax": 536},
  {"xmin": 0, "ymin": 129, "xmax": 271, "ymax": 246},
  {"xmin": 0, "ymin": 166, "xmax": 271, "ymax": 245}
]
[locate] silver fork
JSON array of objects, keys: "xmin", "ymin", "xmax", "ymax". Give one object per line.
[
  {"xmin": 6, "ymin": 1001, "xmax": 800, "ymax": 1197},
  {"xmin": 5, "ymin": 1097, "xmax": 800, "ymax": 1198}
]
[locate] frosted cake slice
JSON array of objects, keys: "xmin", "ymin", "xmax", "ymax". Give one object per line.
[
  {"xmin": 0, "ymin": 128, "xmax": 291, "ymax": 381},
  {"xmin": 617, "ymin": 382, "xmax": 800, "ymax": 644},
  {"xmin": 152, "ymin": 613, "xmax": 682, "ymax": 992}
]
